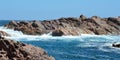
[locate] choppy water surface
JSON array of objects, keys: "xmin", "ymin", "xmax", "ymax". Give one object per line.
[
  {"xmin": 22, "ymin": 35, "xmax": 120, "ymax": 60},
  {"xmin": 0, "ymin": 26, "xmax": 120, "ymax": 60}
]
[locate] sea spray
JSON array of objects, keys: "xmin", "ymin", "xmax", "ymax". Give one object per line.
[
  {"xmin": 1, "ymin": 26, "xmax": 120, "ymax": 60},
  {"xmin": 0, "ymin": 26, "xmax": 120, "ymax": 41}
]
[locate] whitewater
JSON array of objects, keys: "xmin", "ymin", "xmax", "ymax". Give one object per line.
[{"xmin": 0, "ymin": 26, "xmax": 120, "ymax": 60}]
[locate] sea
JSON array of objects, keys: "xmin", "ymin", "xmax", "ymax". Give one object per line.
[{"xmin": 0, "ymin": 20, "xmax": 120, "ymax": 60}]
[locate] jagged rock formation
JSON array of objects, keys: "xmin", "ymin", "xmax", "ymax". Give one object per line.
[
  {"xmin": 0, "ymin": 31, "xmax": 10, "ymax": 36},
  {"xmin": 5, "ymin": 15, "xmax": 120, "ymax": 36},
  {"xmin": 0, "ymin": 36, "xmax": 55, "ymax": 60}
]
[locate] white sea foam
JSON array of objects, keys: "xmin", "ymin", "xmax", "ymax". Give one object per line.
[
  {"xmin": 0, "ymin": 26, "xmax": 83, "ymax": 41},
  {"xmin": 0, "ymin": 26, "xmax": 24, "ymax": 37},
  {"xmin": 0, "ymin": 26, "xmax": 120, "ymax": 42},
  {"xmin": 1, "ymin": 26, "xmax": 120, "ymax": 54},
  {"xmin": 98, "ymin": 43, "xmax": 120, "ymax": 54}
]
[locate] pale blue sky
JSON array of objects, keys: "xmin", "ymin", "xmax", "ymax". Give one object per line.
[{"xmin": 0, "ymin": 0, "xmax": 120, "ymax": 20}]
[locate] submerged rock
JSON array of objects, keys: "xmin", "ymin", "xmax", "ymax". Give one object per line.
[
  {"xmin": 4, "ymin": 15, "xmax": 120, "ymax": 36},
  {"xmin": 0, "ymin": 36, "xmax": 55, "ymax": 60},
  {"xmin": 112, "ymin": 43, "xmax": 120, "ymax": 48}
]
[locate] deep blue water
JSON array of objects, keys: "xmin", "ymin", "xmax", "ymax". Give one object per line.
[
  {"xmin": 20, "ymin": 36, "xmax": 120, "ymax": 60},
  {"xmin": 1, "ymin": 20, "xmax": 120, "ymax": 60},
  {"xmin": 0, "ymin": 20, "xmax": 11, "ymax": 26}
]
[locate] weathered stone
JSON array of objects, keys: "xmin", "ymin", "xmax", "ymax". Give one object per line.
[
  {"xmin": 80, "ymin": 14, "xmax": 87, "ymax": 20},
  {"xmin": 4, "ymin": 15, "xmax": 120, "ymax": 36},
  {"xmin": 52, "ymin": 30, "xmax": 64, "ymax": 36},
  {"xmin": 0, "ymin": 36, "xmax": 55, "ymax": 60},
  {"xmin": 19, "ymin": 21, "xmax": 28, "ymax": 25},
  {"xmin": 0, "ymin": 31, "xmax": 10, "ymax": 36},
  {"xmin": 5, "ymin": 20, "xmax": 17, "ymax": 29}
]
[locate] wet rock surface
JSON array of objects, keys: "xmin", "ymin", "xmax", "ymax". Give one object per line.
[
  {"xmin": 0, "ymin": 36, "xmax": 55, "ymax": 60},
  {"xmin": 51, "ymin": 29, "xmax": 64, "ymax": 36},
  {"xmin": 5, "ymin": 15, "xmax": 120, "ymax": 36},
  {"xmin": 0, "ymin": 31, "xmax": 10, "ymax": 36},
  {"xmin": 112, "ymin": 43, "xmax": 120, "ymax": 48}
]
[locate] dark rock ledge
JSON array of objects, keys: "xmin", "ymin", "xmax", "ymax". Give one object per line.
[
  {"xmin": 112, "ymin": 43, "xmax": 120, "ymax": 48},
  {"xmin": 5, "ymin": 15, "xmax": 120, "ymax": 36},
  {"xmin": 0, "ymin": 36, "xmax": 55, "ymax": 60}
]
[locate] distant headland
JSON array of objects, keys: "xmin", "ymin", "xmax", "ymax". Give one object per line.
[{"xmin": 4, "ymin": 15, "xmax": 120, "ymax": 36}]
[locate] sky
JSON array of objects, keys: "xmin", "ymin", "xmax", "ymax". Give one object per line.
[{"xmin": 0, "ymin": 0, "xmax": 120, "ymax": 20}]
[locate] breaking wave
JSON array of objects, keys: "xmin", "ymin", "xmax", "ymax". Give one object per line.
[
  {"xmin": 1, "ymin": 26, "xmax": 120, "ymax": 60},
  {"xmin": 0, "ymin": 26, "xmax": 120, "ymax": 41},
  {"xmin": 0, "ymin": 26, "xmax": 120, "ymax": 48}
]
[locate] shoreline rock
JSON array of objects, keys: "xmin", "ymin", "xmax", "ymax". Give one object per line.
[
  {"xmin": 112, "ymin": 43, "xmax": 120, "ymax": 48},
  {"xmin": 0, "ymin": 36, "xmax": 55, "ymax": 60},
  {"xmin": 5, "ymin": 15, "xmax": 120, "ymax": 36},
  {"xmin": 51, "ymin": 29, "xmax": 64, "ymax": 36},
  {"xmin": 0, "ymin": 31, "xmax": 10, "ymax": 37}
]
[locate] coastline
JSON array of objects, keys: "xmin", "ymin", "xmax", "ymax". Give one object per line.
[
  {"xmin": 4, "ymin": 15, "xmax": 120, "ymax": 36},
  {"xmin": 0, "ymin": 15, "xmax": 120, "ymax": 60},
  {"xmin": 0, "ymin": 25, "xmax": 120, "ymax": 60}
]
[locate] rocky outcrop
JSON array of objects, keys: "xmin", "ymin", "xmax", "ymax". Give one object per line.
[
  {"xmin": 0, "ymin": 36, "xmax": 55, "ymax": 60},
  {"xmin": 112, "ymin": 43, "xmax": 120, "ymax": 48},
  {"xmin": 0, "ymin": 31, "xmax": 10, "ymax": 36},
  {"xmin": 5, "ymin": 15, "xmax": 120, "ymax": 36},
  {"xmin": 51, "ymin": 30, "xmax": 64, "ymax": 36}
]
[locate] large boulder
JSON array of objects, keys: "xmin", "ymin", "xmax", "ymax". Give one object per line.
[
  {"xmin": 51, "ymin": 30, "xmax": 64, "ymax": 36},
  {"xmin": 80, "ymin": 14, "xmax": 87, "ymax": 20},
  {"xmin": 112, "ymin": 43, "xmax": 120, "ymax": 48},
  {"xmin": 19, "ymin": 21, "xmax": 28, "ymax": 25},
  {"xmin": 32, "ymin": 21, "xmax": 41, "ymax": 27},
  {"xmin": 108, "ymin": 17, "xmax": 120, "ymax": 25},
  {"xmin": 0, "ymin": 37, "xmax": 55, "ymax": 60},
  {"xmin": 5, "ymin": 20, "xmax": 18, "ymax": 29}
]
